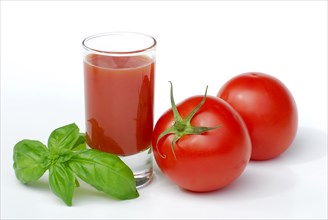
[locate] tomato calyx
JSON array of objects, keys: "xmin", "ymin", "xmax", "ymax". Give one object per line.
[{"xmin": 155, "ymin": 82, "xmax": 220, "ymax": 160}]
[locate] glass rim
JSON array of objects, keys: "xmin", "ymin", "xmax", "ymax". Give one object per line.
[{"xmin": 82, "ymin": 32, "xmax": 157, "ymax": 55}]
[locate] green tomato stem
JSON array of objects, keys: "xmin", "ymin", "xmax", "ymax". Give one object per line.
[{"xmin": 155, "ymin": 82, "xmax": 220, "ymax": 160}]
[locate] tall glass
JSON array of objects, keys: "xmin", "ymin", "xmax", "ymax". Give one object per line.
[{"xmin": 82, "ymin": 32, "xmax": 156, "ymax": 188}]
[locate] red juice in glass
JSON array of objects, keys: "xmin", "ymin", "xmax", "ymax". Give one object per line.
[
  {"xmin": 84, "ymin": 54, "xmax": 154, "ymax": 155},
  {"xmin": 82, "ymin": 32, "xmax": 156, "ymax": 187}
]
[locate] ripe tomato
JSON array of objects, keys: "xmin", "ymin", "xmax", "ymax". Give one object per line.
[
  {"xmin": 152, "ymin": 83, "xmax": 251, "ymax": 192},
  {"xmin": 217, "ymin": 72, "xmax": 298, "ymax": 160}
]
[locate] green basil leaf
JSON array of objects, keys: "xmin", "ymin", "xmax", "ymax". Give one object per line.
[
  {"xmin": 71, "ymin": 133, "xmax": 87, "ymax": 151},
  {"xmin": 75, "ymin": 178, "xmax": 80, "ymax": 188},
  {"xmin": 56, "ymin": 149, "xmax": 75, "ymax": 163},
  {"xmin": 68, "ymin": 149, "xmax": 139, "ymax": 200},
  {"xmin": 13, "ymin": 140, "xmax": 50, "ymax": 183},
  {"xmin": 49, "ymin": 162, "xmax": 75, "ymax": 206},
  {"xmin": 48, "ymin": 123, "xmax": 79, "ymax": 152}
]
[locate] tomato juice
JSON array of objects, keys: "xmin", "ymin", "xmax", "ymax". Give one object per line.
[{"xmin": 84, "ymin": 54, "xmax": 155, "ymax": 156}]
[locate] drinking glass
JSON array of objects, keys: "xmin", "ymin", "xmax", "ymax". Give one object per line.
[{"xmin": 82, "ymin": 32, "xmax": 156, "ymax": 188}]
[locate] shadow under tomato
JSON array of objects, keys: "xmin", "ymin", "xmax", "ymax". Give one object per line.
[
  {"xmin": 273, "ymin": 126, "xmax": 327, "ymax": 165},
  {"xmin": 179, "ymin": 163, "xmax": 299, "ymax": 201},
  {"xmin": 152, "ymin": 149, "xmax": 300, "ymax": 201}
]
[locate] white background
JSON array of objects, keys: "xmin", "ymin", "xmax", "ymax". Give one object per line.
[{"xmin": 1, "ymin": 1, "xmax": 327, "ymax": 219}]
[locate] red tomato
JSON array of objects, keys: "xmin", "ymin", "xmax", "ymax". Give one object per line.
[
  {"xmin": 152, "ymin": 84, "xmax": 251, "ymax": 192},
  {"xmin": 217, "ymin": 72, "xmax": 298, "ymax": 160}
]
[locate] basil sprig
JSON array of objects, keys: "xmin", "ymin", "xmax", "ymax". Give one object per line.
[{"xmin": 13, "ymin": 123, "xmax": 139, "ymax": 206}]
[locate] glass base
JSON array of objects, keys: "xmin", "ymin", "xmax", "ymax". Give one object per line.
[{"xmin": 119, "ymin": 147, "xmax": 153, "ymax": 188}]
